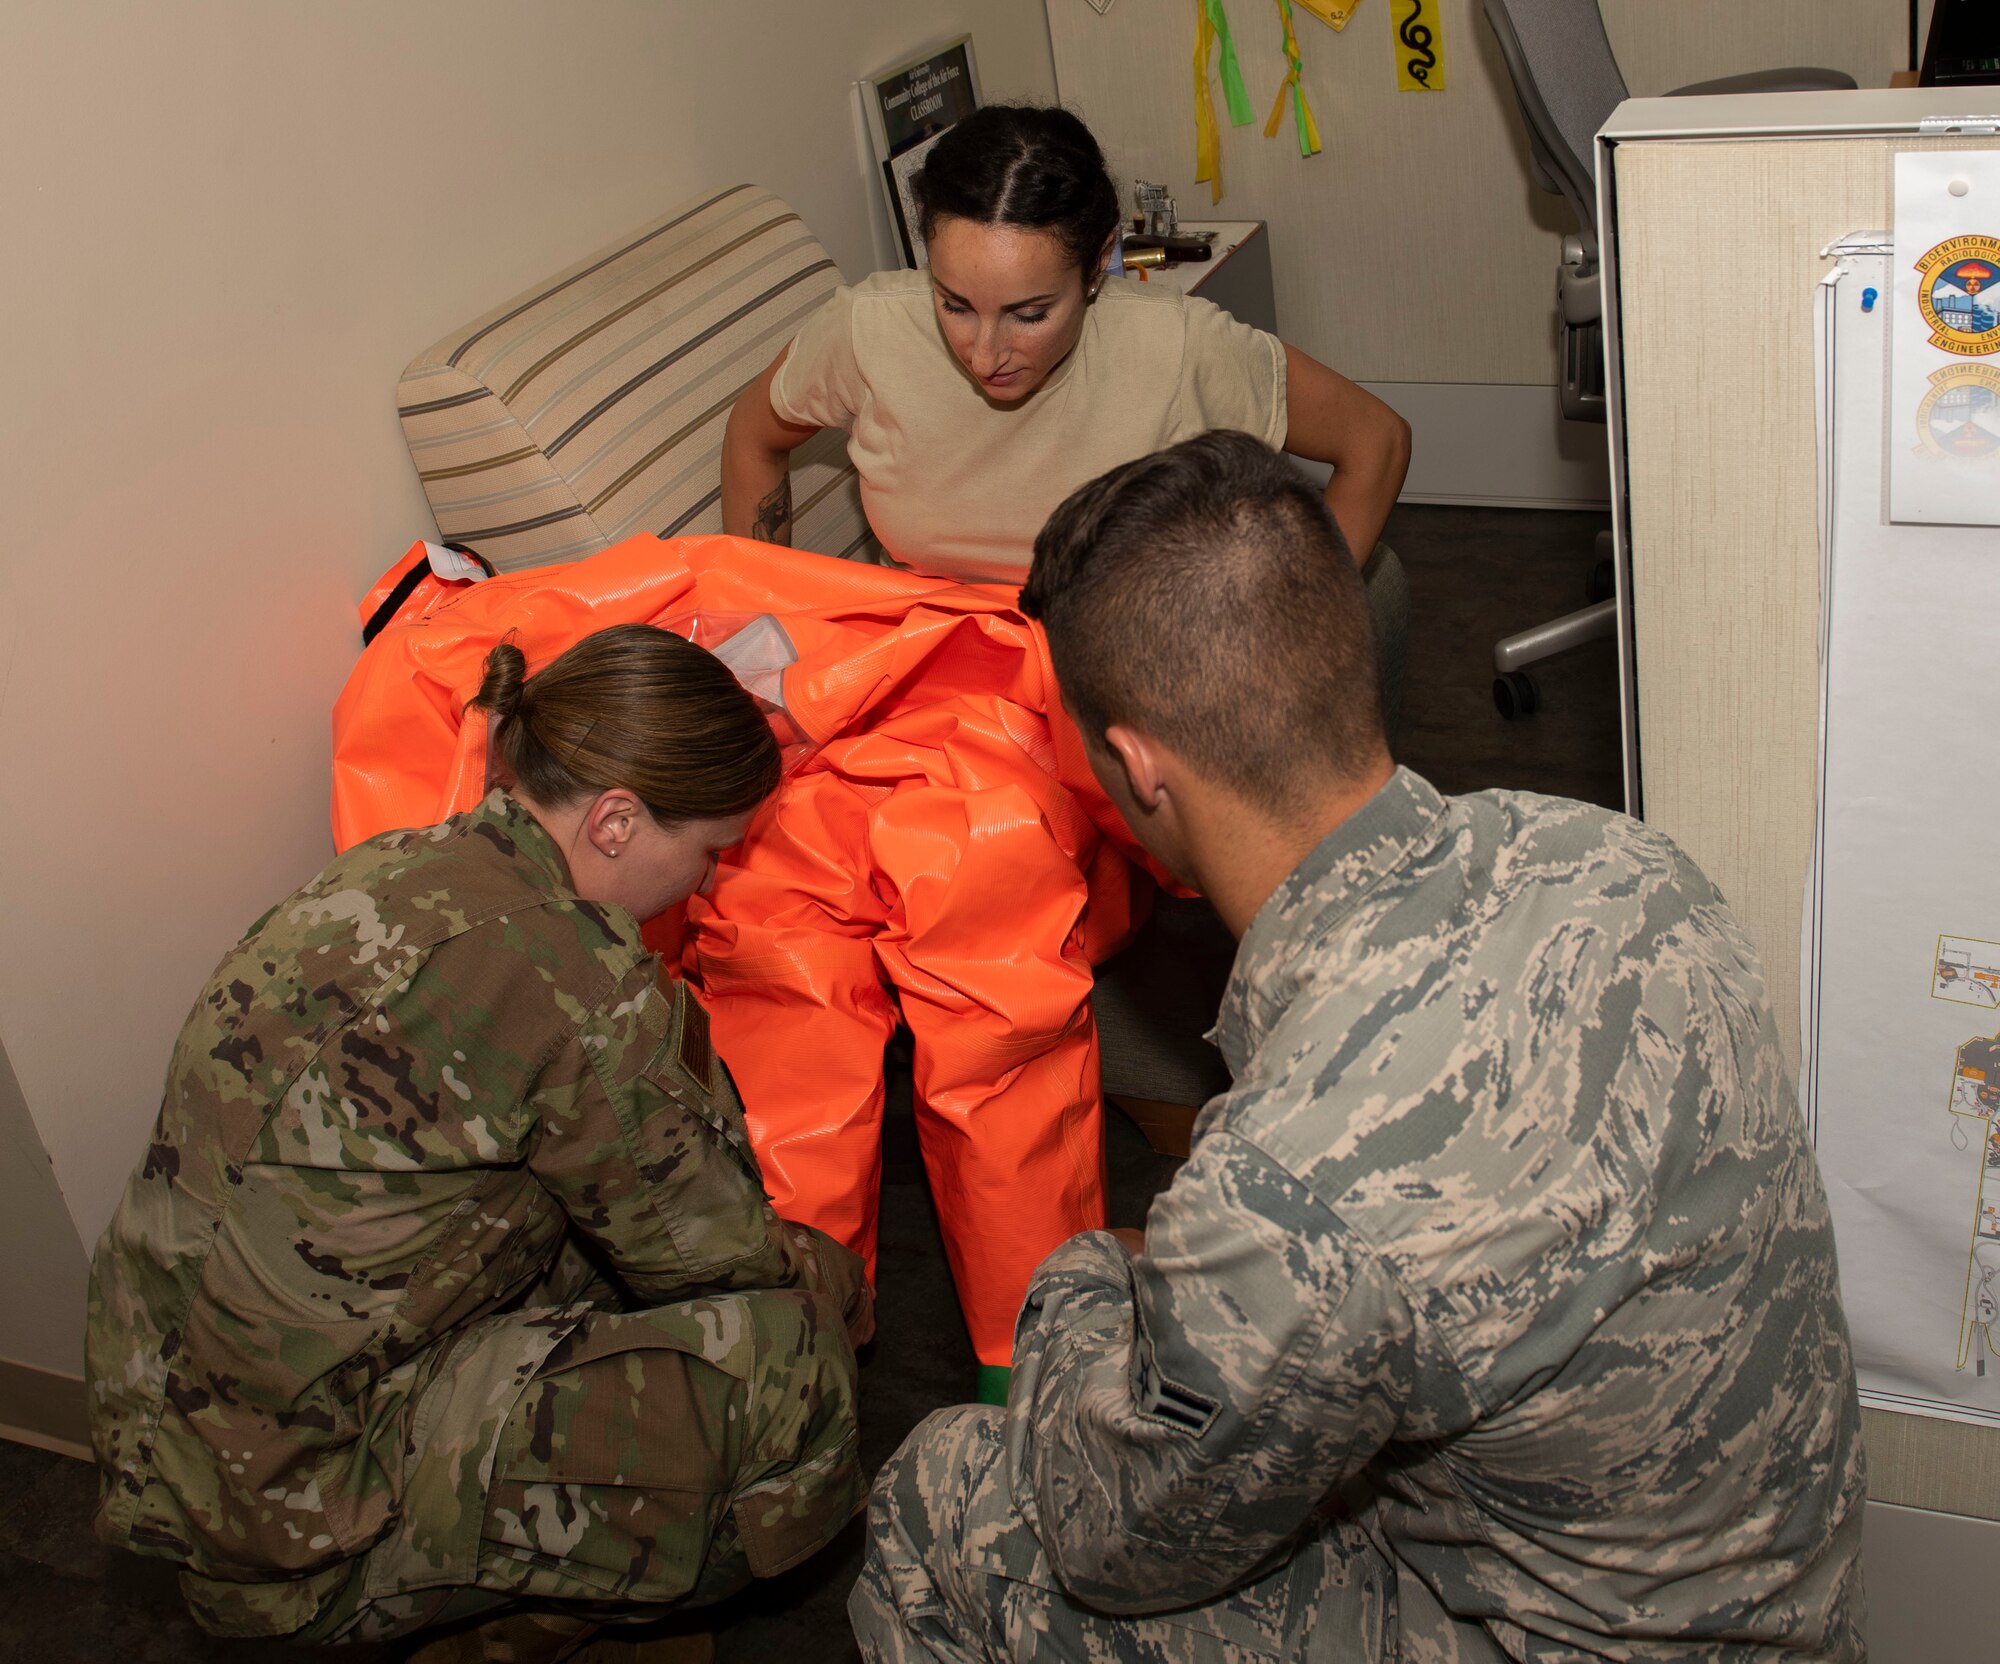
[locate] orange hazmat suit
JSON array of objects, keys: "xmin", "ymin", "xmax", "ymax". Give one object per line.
[{"xmin": 331, "ymin": 534, "xmax": 1154, "ymax": 1371}]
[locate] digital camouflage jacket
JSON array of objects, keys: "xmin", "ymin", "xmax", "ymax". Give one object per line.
[
  {"xmin": 86, "ymin": 790, "xmax": 850, "ymax": 1608},
  {"xmin": 1008, "ymin": 770, "xmax": 1866, "ymax": 1661}
]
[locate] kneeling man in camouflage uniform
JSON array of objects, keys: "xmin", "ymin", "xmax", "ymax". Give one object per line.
[{"xmin": 851, "ymin": 433, "xmax": 1866, "ymax": 1662}]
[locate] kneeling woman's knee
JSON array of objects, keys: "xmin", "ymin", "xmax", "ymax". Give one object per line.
[
  {"xmin": 692, "ymin": 1287, "xmax": 864, "ymax": 1578},
  {"xmin": 501, "ymin": 1290, "xmax": 864, "ymax": 1591},
  {"xmin": 716, "ymin": 1286, "xmax": 859, "ymax": 1469}
]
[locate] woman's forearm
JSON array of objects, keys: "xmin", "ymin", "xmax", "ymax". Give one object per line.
[
  {"xmin": 723, "ymin": 443, "xmax": 794, "ymax": 544},
  {"xmin": 1281, "ymin": 343, "xmax": 1412, "ymax": 568},
  {"xmin": 721, "ymin": 349, "xmax": 820, "ymax": 545},
  {"xmin": 1322, "ymin": 425, "xmax": 1411, "ymax": 568}
]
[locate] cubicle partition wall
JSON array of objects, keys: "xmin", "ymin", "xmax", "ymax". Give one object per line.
[{"xmin": 1600, "ymin": 90, "xmax": 2000, "ymax": 1654}]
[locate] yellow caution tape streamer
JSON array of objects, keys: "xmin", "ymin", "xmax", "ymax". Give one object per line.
[
  {"xmin": 1194, "ymin": 0, "xmax": 1256, "ymax": 203},
  {"xmin": 1264, "ymin": 0, "xmax": 1322, "ymax": 157},
  {"xmin": 1392, "ymin": 0, "xmax": 1445, "ymax": 91}
]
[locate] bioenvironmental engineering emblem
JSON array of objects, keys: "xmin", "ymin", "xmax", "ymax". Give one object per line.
[{"xmin": 1915, "ymin": 234, "xmax": 2000, "ymax": 357}]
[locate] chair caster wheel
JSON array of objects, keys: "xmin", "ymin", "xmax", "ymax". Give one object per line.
[
  {"xmin": 1586, "ymin": 558, "xmax": 1615, "ymax": 603},
  {"xmin": 1494, "ymin": 672, "xmax": 1538, "ymax": 719}
]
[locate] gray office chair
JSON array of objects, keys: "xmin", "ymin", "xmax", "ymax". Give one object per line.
[{"xmin": 1480, "ymin": 0, "xmax": 1854, "ymax": 718}]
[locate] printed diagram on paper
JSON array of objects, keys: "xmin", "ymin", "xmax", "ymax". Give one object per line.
[
  {"xmin": 1948, "ymin": 1019, "xmax": 2000, "ymax": 1374},
  {"xmin": 1929, "ymin": 936, "xmax": 2000, "ymax": 1375},
  {"xmin": 1934, "ymin": 934, "xmax": 2000, "ymax": 1006}
]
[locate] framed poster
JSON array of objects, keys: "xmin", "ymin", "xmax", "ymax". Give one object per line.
[{"xmin": 860, "ymin": 37, "xmax": 982, "ymax": 267}]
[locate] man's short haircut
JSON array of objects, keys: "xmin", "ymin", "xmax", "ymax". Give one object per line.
[{"xmin": 1021, "ymin": 430, "xmax": 1383, "ymax": 812}]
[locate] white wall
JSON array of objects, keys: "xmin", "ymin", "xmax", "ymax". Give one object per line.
[
  {"xmin": 1051, "ymin": 0, "xmax": 1901, "ymax": 386},
  {"xmin": 0, "ymin": 1, "xmax": 1058, "ymax": 1340}
]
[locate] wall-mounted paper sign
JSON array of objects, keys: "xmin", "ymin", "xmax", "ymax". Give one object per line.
[
  {"xmin": 859, "ymin": 38, "xmax": 983, "ymax": 269},
  {"xmin": 1890, "ymin": 150, "xmax": 2000, "ymax": 526},
  {"xmin": 1391, "ymin": 0, "xmax": 1444, "ymax": 91}
]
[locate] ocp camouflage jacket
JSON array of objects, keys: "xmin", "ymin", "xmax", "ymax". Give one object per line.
[{"xmin": 87, "ymin": 791, "xmax": 837, "ymax": 1589}]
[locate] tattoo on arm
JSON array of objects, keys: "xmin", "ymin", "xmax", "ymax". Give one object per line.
[{"xmin": 751, "ymin": 477, "xmax": 793, "ymax": 545}]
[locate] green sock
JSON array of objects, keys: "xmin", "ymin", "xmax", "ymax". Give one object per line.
[{"xmin": 975, "ymin": 1364, "xmax": 1012, "ymax": 1406}]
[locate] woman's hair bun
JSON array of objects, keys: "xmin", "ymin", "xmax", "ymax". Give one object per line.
[{"xmin": 471, "ymin": 640, "xmax": 529, "ymax": 724}]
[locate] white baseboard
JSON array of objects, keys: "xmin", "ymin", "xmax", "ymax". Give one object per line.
[
  {"xmin": 0, "ymin": 1420, "xmax": 88, "ymax": 1462},
  {"xmin": 0, "ymin": 1356, "xmax": 88, "ymax": 1461},
  {"xmin": 1358, "ymin": 381, "xmax": 1613, "ymax": 511}
]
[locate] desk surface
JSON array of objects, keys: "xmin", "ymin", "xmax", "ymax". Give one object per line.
[{"xmin": 1126, "ymin": 221, "xmax": 1265, "ymax": 297}]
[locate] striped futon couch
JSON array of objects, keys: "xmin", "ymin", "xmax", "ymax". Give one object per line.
[{"xmin": 397, "ymin": 184, "xmax": 878, "ymax": 571}]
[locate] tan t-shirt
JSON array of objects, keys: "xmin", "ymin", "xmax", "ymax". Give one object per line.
[{"xmin": 769, "ymin": 270, "xmax": 1288, "ymax": 584}]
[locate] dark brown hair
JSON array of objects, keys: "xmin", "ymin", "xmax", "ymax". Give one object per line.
[
  {"xmin": 913, "ymin": 105, "xmax": 1121, "ymax": 275},
  {"xmin": 1021, "ymin": 431, "xmax": 1384, "ymax": 813},
  {"xmin": 469, "ymin": 624, "xmax": 780, "ymax": 823}
]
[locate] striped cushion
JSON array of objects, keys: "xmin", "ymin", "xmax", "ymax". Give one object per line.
[{"xmin": 397, "ymin": 184, "xmax": 878, "ymax": 572}]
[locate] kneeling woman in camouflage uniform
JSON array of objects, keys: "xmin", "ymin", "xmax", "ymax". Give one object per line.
[{"xmin": 86, "ymin": 625, "xmax": 872, "ymax": 1659}]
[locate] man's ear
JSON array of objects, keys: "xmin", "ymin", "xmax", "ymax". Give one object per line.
[
  {"xmin": 582, "ymin": 787, "xmax": 645, "ymax": 859},
  {"xmin": 1103, "ymin": 723, "xmax": 1169, "ymax": 813}
]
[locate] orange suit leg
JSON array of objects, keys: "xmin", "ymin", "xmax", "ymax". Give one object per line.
[
  {"xmin": 867, "ymin": 774, "xmax": 1108, "ymax": 1368},
  {"xmin": 687, "ymin": 761, "xmax": 898, "ymax": 1277}
]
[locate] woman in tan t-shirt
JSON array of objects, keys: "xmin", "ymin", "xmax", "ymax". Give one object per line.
[{"xmin": 719, "ymin": 105, "xmax": 1410, "ymax": 586}]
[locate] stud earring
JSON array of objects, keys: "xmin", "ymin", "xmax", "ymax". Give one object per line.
[{"xmin": 606, "ymin": 848, "xmax": 619, "ymax": 859}]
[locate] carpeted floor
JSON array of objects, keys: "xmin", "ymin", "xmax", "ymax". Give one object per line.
[{"xmin": 0, "ymin": 503, "xmax": 1620, "ymax": 1661}]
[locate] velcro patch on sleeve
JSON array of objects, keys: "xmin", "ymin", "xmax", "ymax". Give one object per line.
[{"xmin": 677, "ymin": 990, "xmax": 716, "ymax": 1094}]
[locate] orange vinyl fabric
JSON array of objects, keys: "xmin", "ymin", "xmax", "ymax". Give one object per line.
[{"xmin": 330, "ymin": 534, "xmax": 1154, "ymax": 1366}]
